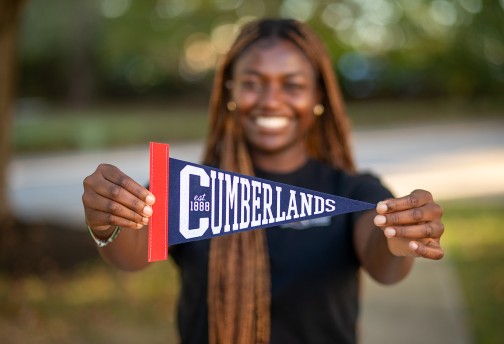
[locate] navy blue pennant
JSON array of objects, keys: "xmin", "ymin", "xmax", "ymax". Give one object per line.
[{"xmin": 148, "ymin": 143, "xmax": 375, "ymax": 262}]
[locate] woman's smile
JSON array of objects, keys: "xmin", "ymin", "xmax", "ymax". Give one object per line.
[{"xmin": 255, "ymin": 116, "xmax": 290, "ymax": 131}]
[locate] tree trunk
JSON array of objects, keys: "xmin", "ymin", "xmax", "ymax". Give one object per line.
[{"xmin": 0, "ymin": 0, "xmax": 27, "ymax": 252}]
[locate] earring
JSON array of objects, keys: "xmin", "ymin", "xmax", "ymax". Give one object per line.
[
  {"xmin": 227, "ymin": 101, "xmax": 237, "ymax": 112},
  {"xmin": 313, "ymin": 104, "xmax": 324, "ymax": 116}
]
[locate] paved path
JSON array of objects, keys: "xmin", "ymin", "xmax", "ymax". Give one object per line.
[{"xmin": 8, "ymin": 119, "xmax": 504, "ymax": 343}]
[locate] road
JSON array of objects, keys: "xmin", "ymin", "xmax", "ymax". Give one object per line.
[{"xmin": 7, "ymin": 118, "xmax": 503, "ymax": 344}]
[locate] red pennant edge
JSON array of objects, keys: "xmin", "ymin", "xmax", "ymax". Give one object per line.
[{"xmin": 148, "ymin": 142, "xmax": 169, "ymax": 262}]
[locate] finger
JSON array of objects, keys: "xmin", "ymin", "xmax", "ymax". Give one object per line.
[
  {"xmin": 83, "ymin": 190, "xmax": 150, "ymax": 226},
  {"xmin": 377, "ymin": 189, "xmax": 433, "ymax": 214},
  {"xmin": 409, "ymin": 240, "xmax": 444, "ymax": 260},
  {"xmin": 97, "ymin": 164, "xmax": 155, "ymax": 205},
  {"xmin": 85, "ymin": 208, "xmax": 145, "ymax": 230},
  {"xmin": 383, "ymin": 221, "xmax": 444, "ymax": 239},
  {"xmin": 374, "ymin": 202, "xmax": 442, "ymax": 226},
  {"xmin": 88, "ymin": 177, "xmax": 153, "ymax": 218}
]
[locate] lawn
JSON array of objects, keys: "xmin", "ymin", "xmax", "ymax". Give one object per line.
[
  {"xmin": 0, "ymin": 257, "xmax": 181, "ymax": 343},
  {"xmin": 440, "ymin": 198, "xmax": 504, "ymax": 344},
  {"xmin": 12, "ymin": 98, "xmax": 502, "ymax": 153},
  {"xmin": 13, "ymin": 106, "xmax": 209, "ymax": 153}
]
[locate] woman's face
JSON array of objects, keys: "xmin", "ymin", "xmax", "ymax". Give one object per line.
[{"xmin": 230, "ymin": 38, "xmax": 320, "ymax": 162}]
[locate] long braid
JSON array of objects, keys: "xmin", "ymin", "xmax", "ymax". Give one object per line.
[
  {"xmin": 204, "ymin": 19, "xmax": 354, "ymax": 344},
  {"xmin": 205, "ymin": 23, "xmax": 270, "ymax": 344}
]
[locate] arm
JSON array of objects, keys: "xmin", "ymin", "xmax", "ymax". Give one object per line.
[
  {"xmin": 82, "ymin": 164, "xmax": 156, "ymax": 271},
  {"xmin": 354, "ymin": 189, "xmax": 444, "ymax": 285}
]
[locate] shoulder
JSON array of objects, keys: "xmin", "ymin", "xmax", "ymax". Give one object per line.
[
  {"xmin": 338, "ymin": 169, "xmax": 394, "ymax": 204},
  {"xmin": 305, "ymin": 160, "xmax": 393, "ymax": 202}
]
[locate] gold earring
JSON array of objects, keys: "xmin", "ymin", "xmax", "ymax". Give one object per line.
[
  {"xmin": 227, "ymin": 101, "xmax": 237, "ymax": 112},
  {"xmin": 313, "ymin": 104, "xmax": 324, "ymax": 116}
]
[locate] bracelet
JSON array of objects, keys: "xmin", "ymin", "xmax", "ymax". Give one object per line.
[{"xmin": 87, "ymin": 225, "xmax": 121, "ymax": 248}]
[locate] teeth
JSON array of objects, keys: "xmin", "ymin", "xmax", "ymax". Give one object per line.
[{"xmin": 256, "ymin": 117, "xmax": 289, "ymax": 130}]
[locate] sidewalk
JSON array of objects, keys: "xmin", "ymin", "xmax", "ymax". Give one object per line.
[{"xmin": 361, "ymin": 258, "xmax": 472, "ymax": 344}]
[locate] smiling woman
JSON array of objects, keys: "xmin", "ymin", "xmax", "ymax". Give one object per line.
[{"xmin": 82, "ymin": 18, "xmax": 446, "ymax": 344}]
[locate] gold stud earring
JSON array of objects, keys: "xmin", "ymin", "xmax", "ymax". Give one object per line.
[
  {"xmin": 227, "ymin": 101, "xmax": 237, "ymax": 112},
  {"xmin": 313, "ymin": 104, "xmax": 324, "ymax": 116}
]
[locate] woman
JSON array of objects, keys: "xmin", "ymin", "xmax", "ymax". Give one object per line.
[{"xmin": 82, "ymin": 19, "xmax": 444, "ymax": 344}]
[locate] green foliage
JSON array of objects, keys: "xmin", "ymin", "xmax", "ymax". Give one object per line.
[{"xmin": 18, "ymin": 0, "xmax": 504, "ymax": 102}]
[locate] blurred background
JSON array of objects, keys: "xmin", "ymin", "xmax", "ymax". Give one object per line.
[{"xmin": 1, "ymin": 0, "xmax": 503, "ymax": 343}]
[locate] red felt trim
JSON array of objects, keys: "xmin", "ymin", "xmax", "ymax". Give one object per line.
[{"xmin": 148, "ymin": 142, "xmax": 169, "ymax": 262}]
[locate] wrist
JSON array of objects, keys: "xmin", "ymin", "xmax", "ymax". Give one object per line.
[
  {"xmin": 89, "ymin": 225, "xmax": 116, "ymax": 240},
  {"xmin": 88, "ymin": 225, "xmax": 121, "ymax": 247}
]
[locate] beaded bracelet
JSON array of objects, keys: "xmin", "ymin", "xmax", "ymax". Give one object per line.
[{"xmin": 87, "ymin": 225, "xmax": 121, "ymax": 248}]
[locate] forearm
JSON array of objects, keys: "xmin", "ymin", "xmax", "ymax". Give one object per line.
[
  {"xmin": 355, "ymin": 211, "xmax": 414, "ymax": 285},
  {"xmin": 92, "ymin": 225, "xmax": 150, "ymax": 271},
  {"xmin": 363, "ymin": 225, "xmax": 414, "ymax": 284}
]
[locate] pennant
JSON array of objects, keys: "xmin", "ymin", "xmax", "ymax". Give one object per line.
[{"xmin": 148, "ymin": 142, "xmax": 375, "ymax": 262}]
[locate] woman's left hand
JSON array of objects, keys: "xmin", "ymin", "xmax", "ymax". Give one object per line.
[{"xmin": 374, "ymin": 189, "xmax": 444, "ymax": 260}]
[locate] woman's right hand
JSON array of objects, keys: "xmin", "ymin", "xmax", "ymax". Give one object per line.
[{"xmin": 82, "ymin": 164, "xmax": 155, "ymax": 234}]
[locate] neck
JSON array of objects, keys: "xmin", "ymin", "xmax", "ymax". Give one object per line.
[{"xmin": 250, "ymin": 146, "xmax": 309, "ymax": 174}]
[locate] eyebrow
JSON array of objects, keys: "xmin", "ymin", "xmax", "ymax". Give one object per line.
[{"xmin": 241, "ymin": 69, "xmax": 308, "ymax": 78}]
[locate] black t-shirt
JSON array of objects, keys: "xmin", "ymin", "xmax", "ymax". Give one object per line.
[{"xmin": 170, "ymin": 159, "xmax": 393, "ymax": 344}]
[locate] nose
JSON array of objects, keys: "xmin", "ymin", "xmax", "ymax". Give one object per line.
[{"xmin": 258, "ymin": 82, "xmax": 282, "ymax": 110}]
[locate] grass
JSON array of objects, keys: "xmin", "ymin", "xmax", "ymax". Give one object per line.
[
  {"xmin": 13, "ymin": 106, "xmax": 209, "ymax": 153},
  {"xmin": 440, "ymin": 199, "xmax": 504, "ymax": 344},
  {"xmin": 0, "ymin": 259, "xmax": 180, "ymax": 343},
  {"xmin": 12, "ymin": 98, "xmax": 503, "ymax": 153},
  {"xmin": 0, "ymin": 199, "xmax": 502, "ymax": 343}
]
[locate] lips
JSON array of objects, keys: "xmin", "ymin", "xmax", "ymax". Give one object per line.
[{"xmin": 255, "ymin": 116, "xmax": 290, "ymax": 130}]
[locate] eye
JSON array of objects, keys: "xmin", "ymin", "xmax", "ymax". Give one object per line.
[
  {"xmin": 284, "ymin": 82, "xmax": 305, "ymax": 92},
  {"xmin": 240, "ymin": 80, "xmax": 262, "ymax": 92}
]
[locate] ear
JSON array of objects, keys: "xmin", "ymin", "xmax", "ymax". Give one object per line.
[
  {"xmin": 315, "ymin": 85, "xmax": 324, "ymax": 106},
  {"xmin": 225, "ymin": 80, "xmax": 236, "ymax": 103}
]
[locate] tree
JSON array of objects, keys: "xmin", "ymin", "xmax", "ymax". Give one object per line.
[
  {"xmin": 18, "ymin": 0, "xmax": 504, "ymax": 101},
  {"xmin": 0, "ymin": 0, "xmax": 27, "ymax": 245}
]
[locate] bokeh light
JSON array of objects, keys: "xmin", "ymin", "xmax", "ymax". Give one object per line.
[
  {"xmin": 280, "ymin": 0, "xmax": 316, "ymax": 22},
  {"xmin": 16, "ymin": 0, "xmax": 504, "ymax": 99},
  {"xmin": 101, "ymin": 0, "xmax": 131, "ymax": 18}
]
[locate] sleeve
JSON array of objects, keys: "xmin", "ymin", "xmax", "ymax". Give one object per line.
[{"xmin": 345, "ymin": 172, "xmax": 394, "ymax": 224}]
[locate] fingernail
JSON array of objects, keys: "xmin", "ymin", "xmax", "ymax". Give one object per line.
[
  {"xmin": 142, "ymin": 217, "xmax": 149, "ymax": 224},
  {"xmin": 374, "ymin": 215, "xmax": 386, "ymax": 226},
  {"xmin": 136, "ymin": 223, "xmax": 143, "ymax": 229},
  {"xmin": 409, "ymin": 241, "xmax": 419, "ymax": 250},
  {"xmin": 384, "ymin": 227, "xmax": 396, "ymax": 237},
  {"xmin": 376, "ymin": 202, "xmax": 388, "ymax": 213},
  {"xmin": 146, "ymin": 194, "xmax": 155, "ymax": 205},
  {"xmin": 143, "ymin": 205, "xmax": 153, "ymax": 216}
]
